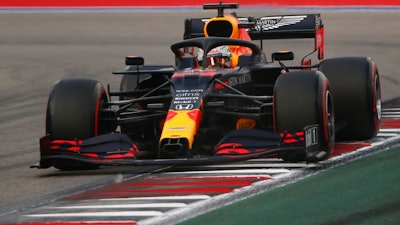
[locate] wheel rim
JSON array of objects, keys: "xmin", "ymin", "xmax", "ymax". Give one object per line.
[
  {"xmin": 375, "ymin": 74, "xmax": 382, "ymax": 122},
  {"xmin": 326, "ymin": 90, "xmax": 335, "ymax": 146}
]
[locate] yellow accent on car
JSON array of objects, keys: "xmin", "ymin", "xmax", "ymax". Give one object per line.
[{"xmin": 159, "ymin": 110, "xmax": 201, "ymax": 149}]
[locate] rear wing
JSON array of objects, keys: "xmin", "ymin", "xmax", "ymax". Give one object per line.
[{"xmin": 184, "ymin": 14, "xmax": 324, "ymax": 59}]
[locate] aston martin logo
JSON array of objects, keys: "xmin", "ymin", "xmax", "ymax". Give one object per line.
[{"xmin": 254, "ymin": 15, "xmax": 307, "ymax": 31}]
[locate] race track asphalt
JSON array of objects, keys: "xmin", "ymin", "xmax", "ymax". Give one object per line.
[{"xmin": 0, "ymin": 8, "xmax": 399, "ymax": 220}]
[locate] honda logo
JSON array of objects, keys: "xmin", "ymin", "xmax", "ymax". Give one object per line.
[{"xmin": 175, "ymin": 104, "xmax": 194, "ymax": 110}]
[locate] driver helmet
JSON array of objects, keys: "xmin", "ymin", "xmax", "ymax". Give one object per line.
[{"xmin": 198, "ymin": 46, "xmax": 232, "ymax": 68}]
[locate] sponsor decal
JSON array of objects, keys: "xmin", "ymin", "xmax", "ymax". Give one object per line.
[
  {"xmin": 228, "ymin": 73, "xmax": 252, "ymax": 86},
  {"xmin": 175, "ymin": 104, "xmax": 194, "ymax": 110},
  {"xmin": 172, "ymin": 89, "xmax": 203, "ymax": 110},
  {"xmin": 254, "ymin": 15, "xmax": 307, "ymax": 31}
]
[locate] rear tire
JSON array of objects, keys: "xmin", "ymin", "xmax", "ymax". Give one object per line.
[
  {"xmin": 120, "ymin": 74, "xmax": 138, "ymax": 101},
  {"xmin": 274, "ymin": 71, "xmax": 335, "ymax": 162},
  {"xmin": 319, "ymin": 57, "xmax": 381, "ymax": 140},
  {"xmin": 46, "ymin": 78, "xmax": 109, "ymax": 170}
]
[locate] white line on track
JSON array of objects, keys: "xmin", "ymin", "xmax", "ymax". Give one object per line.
[
  {"xmin": 164, "ymin": 168, "xmax": 291, "ymax": 175},
  {"xmin": 383, "ymin": 108, "xmax": 400, "ymax": 111},
  {"xmin": 45, "ymin": 203, "xmax": 187, "ymax": 209},
  {"xmin": 379, "ymin": 128, "xmax": 400, "ymax": 133},
  {"xmin": 25, "ymin": 211, "xmax": 164, "ymax": 218},
  {"xmin": 99, "ymin": 195, "xmax": 211, "ymax": 201},
  {"xmin": 378, "ymin": 133, "xmax": 400, "ymax": 137}
]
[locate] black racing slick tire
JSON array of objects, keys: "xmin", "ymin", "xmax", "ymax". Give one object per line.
[
  {"xmin": 319, "ymin": 57, "xmax": 381, "ymax": 140},
  {"xmin": 274, "ymin": 71, "xmax": 335, "ymax": 162},
  {"xmin": 46, "ymin": 79, "xmax": 109, "ymax": 170}
]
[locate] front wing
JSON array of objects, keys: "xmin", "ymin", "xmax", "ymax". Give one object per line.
[{"xmin": 33, "ymin": 127, "xmax": 318, "ymax": 169}]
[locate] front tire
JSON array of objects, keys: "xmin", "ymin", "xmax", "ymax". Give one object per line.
[
  {"xmin": 274, "ymin": 71, "xmax": 335, "ymax": 162},
  {"xmin": 46, "ymin": 79, "xmax": 109, "ymax": 170}
]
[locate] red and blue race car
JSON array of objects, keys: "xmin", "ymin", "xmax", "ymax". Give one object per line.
[{"xmin": 34, "ymin": 2, "xmax": 381, "ymax": 170}]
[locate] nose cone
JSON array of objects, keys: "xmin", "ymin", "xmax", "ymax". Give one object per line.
[{"xmin": 159, "ymin": 109, "xmax": 202, "ymax": 157}]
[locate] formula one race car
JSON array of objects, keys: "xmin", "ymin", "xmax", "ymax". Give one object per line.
[{"xmin": 34, "ymin": 3, "xmax": 381, "ymax": 170}]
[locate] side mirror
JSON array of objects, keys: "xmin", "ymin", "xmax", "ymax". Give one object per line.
[
  {"xmin": 272, "ymin": 51, "xmax": 294, "ymax": 61},
  {"xmin": 125, "ymin": 56, "xmax": 144, "ymax": 66}
]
